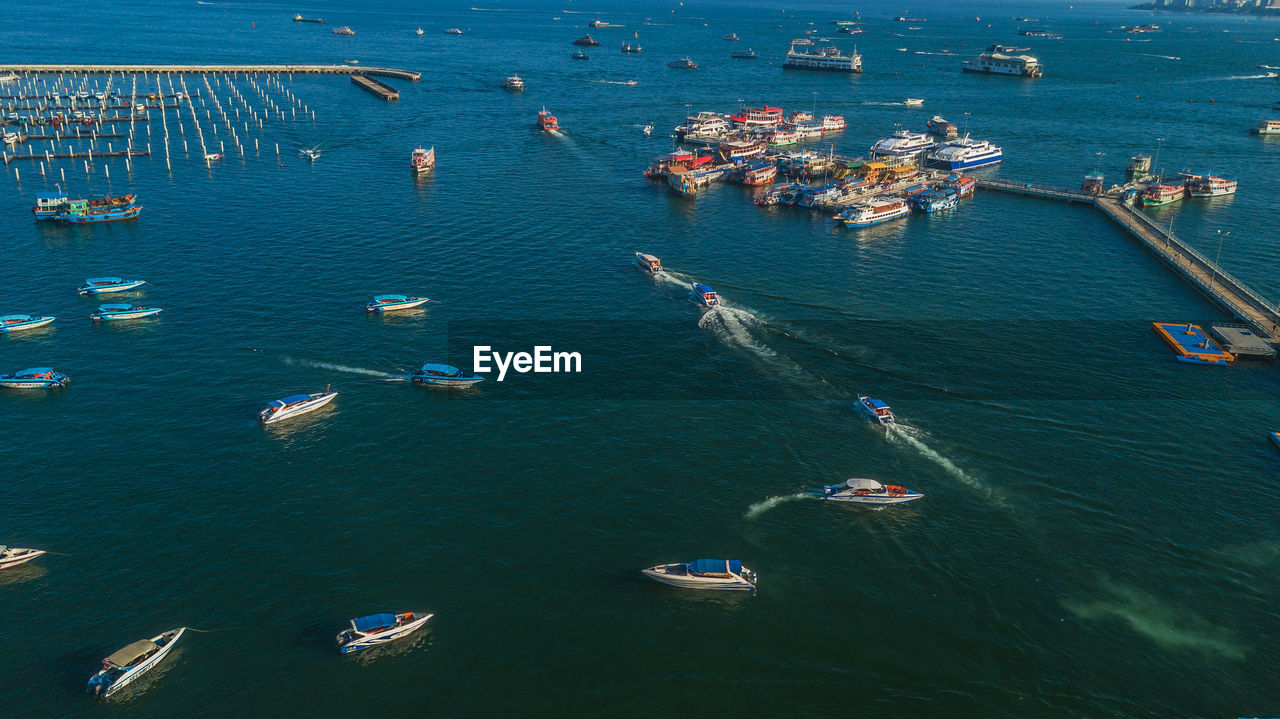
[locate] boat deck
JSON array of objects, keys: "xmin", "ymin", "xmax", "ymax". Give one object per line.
[{"xmin": 1152, "ymin": 322, "xmax": 1235, "ymax": 365}]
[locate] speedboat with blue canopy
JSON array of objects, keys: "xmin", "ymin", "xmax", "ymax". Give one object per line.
[
  {"xmin": 0, "ymin": 367, "xmax": 70, "ymax": 389},
  {"xmin": 411, "ymin": 364, "xmax": 484, "ymax": 387},
  {"xmin": 641, "ymin": 558, "xmax": 757, "ymax": 591},
  {"xmin": 259, "ymin": 385, "xmax": 337, "ymax": 424},
  {"xmin": 856, "ymin": 394, "xmax": 895, "ymax": 425},
  {"xmin": 90, "ymin": 304, "xmax": 162, "ymax": 321},
  {"xmin": 87, "ymin": 627, "xmax": 185, "ymax": 698},
  {"xmin": 77, "ymin": 277, "xmax": 145, "ymax": 295},
  {"xmin": 336, "ymin": 611, "xmax": 433, "ymax": 654},
  {"xmin": 822, "ymin": 477, "xmax": 923, "ymax": 505},
  {"xmin": 689, "ymin": 282, "xmax": 719, "ymax": 307},
  {"xmin": 0, "ymin": 314, "xmax": 55, "ymax": 332},
  {"xmin": 366, "ymin": 294, "xmax": 429, "ymax": 312}
]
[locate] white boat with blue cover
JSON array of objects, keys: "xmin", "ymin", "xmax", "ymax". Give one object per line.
[
  {"xmin": 0, "ymin": 367, "xmax": 69, "ymax": 389},
  {"xmin": 411, "ymin": 364, "xmax": 484, "ymax": 387},
  {"xmin": 366, "ymin": 294, "xmax": 429, "ymax": 312},
  {"xmin": 822, "ymin": 477, "xmax": 923, "ymax": 505},
  {"xmin": 90, "ymin": 304, "xmax": 162, "ymax": 321},
  {"xmin": 690, "ymin": 282, "xmax": 719, "ymax": 307},
  {"xmin": 924, "ymin": 135, "xmax": 1003, "ymax": 170},
  {"xmin": 336, "ymin": 611, "xmax": 433, "ymax": 654},
  {"xmin": 259, "ymin": 386, "xmax": 337, "ymax": 424},
  {"xmin": 0, "ymin": 545, "xmax": 46, "ymax": 570},
  {"xmin": 856, "ymin": 394, "xmax": 895, "ymax": 425},
  {"xmin": 0, "ymin": 314, "xmax": 55, "ymax": 332},
  {"xmin": 78, "ymin": 277, "xmax": 145, "ymax": 295},
  {"xmin": 87, "ymin": 627, "xmax": 186, "ymax": 698},
  {"xmin": 642, "ymin": 559, "xmax": 757, "ymax": 591}
]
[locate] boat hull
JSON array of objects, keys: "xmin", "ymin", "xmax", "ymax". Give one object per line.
[
  {"xmin": 57, "ymin": 206, "xmax": 143, "ymax": 223},
  {"xmin": 411, "ymin": 375, "xmax": 483, "ymax": 387},
  {"xmin": 929, "ymin": 154, "xmax": 1002, "ymax": 170},
  {"xmin": 0, "ymin": 377, "xmax": 68, "ymax": 389},
  {"xmin": 1141, "ymin": 195, "xmax": 1184, "ymax": 208},
  {"xmin": 260, "ymin": 392, "xmax": 337, "ymax": 424},
  {"xmin": 0, "ymin": 548, "xmax": 46, "ymax": 570},
  {"xmin": 823, "ymin": 491, "xmax": 923, "ymax": 505},
  {"xmin": 367, "ymin": 299, "xmax": 429, "ymax": 312},
  {"xmin": 843, "ymin": 209, "xmax": 910, "ymax": 228},
  {"xmin": 338, "ymin": 613, "xmax": 433, "ymax": 654},
  {"xmin": 89, "ymin": 628, "xmax": 185, "ymax": 698},
  {"xmin": 0, "ymin": 317, "xmax": 55, "ymax": 332},
  {"xmin": 642, "ymin": 566, "xmax": 755, "ymax": 591},
  {"xmin": 92, "ymin": 309, "xmax": 161, "ymax": 321},
  {"xmin": 79, "ymin": 281, "xmax": 145, "ymax": 295}
]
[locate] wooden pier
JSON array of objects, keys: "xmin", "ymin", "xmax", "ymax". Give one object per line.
[
  {"xmin": 0, "ymin": 64, "xmax": 421, "ymax": 81},
  {"xmin": 974, "ymin": 178, "xmax": 1096, "ymax": 203},
  {"xmin": 349, "ymin": 74, "xmax": 400, "ymax": 101}
]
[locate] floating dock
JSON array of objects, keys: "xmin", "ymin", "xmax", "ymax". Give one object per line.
[
  {"xmin": 1211, "ymin": 323, "xmax": 1277, "ymax": 360},
  {"xmin": 1152, "ymin": 322, "xmax": 1234, "ymax": 365},
  {"xmin": 349, "ymin": 74, "xmax": 399, "ymax": 101}
]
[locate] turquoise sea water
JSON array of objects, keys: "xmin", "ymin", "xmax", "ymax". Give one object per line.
[{"xmin": 3, "ymin": 1, "xmax": 1280, "ymax": 716}]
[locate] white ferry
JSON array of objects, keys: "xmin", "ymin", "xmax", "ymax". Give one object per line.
[
  {"xmin": 783, "ymin": 43, "xmax": 862, "ymax": 73},
  {"xmin": 962, "ymin": 47, "xmax": 1042, "ymax": 78},
  {"xmin": 869, "ymin": 129, "xmax": 934, "ymax": 159},
  {"xmin": 925, "ymin": 135, "xmax": 1003, "ymax": 170},
  {"xmin": 839, "ymin": 199, "xmax": 911, "ymax": 228},
  {"xmin": 675, "ymin": 112, "xmax": 731, "ymax": 138},
  {"xmin": 820, "ymin": 115, "xmax": 846, "ymax": 132}
]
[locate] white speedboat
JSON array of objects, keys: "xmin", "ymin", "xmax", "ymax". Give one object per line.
[
  {"xmin": 87, "ymin": 627, "xmax": 186, "ymax": 698},
  {"xmin": 635, "ymin": 252, "xmax": 663, "ymax": 275},
  {"xmin": 336, "ymin": 612, "xmax": 433, "ymax": 654},
  {"xmin": 260, "ymin": 386, "xmax": 337, "ymax": 424},
  {"xmin": 0, "ymin": 314, "xmax": 56, "ymax": 333},
  {"xmin": 642, "ymin": 559, "xmax": 757, "ymax": 591},
  {"xmin": 904, "ymin": 97, "xmax": 924, "ymax": 106},
  {"xmin": 822, "ymin": 477, "xmax": 923, "ymax": 505},
  {"xmin": 78, "ymin": 277, "xmax": 146, "ymax": 295},
  {"xmin": 856, "ymin": 394, "xmax": 895, "ymax": 424},
  {"xmin": 366, "ymin": 294, "xmax": 429, "ymax": 312},
  {"xmin": 301, "ymin": 148, "xmax": 321, "ymax": 161},
  {"xmin": 0, "ymin": 545, "xmax": 46, "ymax": 570}
]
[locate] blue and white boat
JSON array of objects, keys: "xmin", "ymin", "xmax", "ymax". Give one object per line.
[
  {"xmin": 0, "ymin": 367, "xmax": 70, "ymax": 389},
  {"xmin": 856, "ymin": 394, "xmax": 895, "ymax": 425},
  {"xmin": 908, "ymin": 188, "xmax": 958, "ymax": 213},
  {"xmin": 411, "ymin": 364, "xmax": 485, "ymax": 387},
  {"xmin": 0, "ymin": 314, "xmax": 55, "ymax": 333},
  {"xmin": 690, "ymin": 282, "xmax": 719, "ymax": 307},
  {"xmin": 822, "ymin": 477, "xmax": 923, "ymax": 505},
  {"xmin": 869, "ymin": 129, "xmax": 934, "ymax": 159},
  {"xmin": 924, "ymin": 135, "xmax": 1003, "ymax": 170},
  {"xmin": 336, "ymin": 612, "xmax": 434, "ymax": 654},
  {"xmin": 90, "ymin": 304, "xmax": 162, "ymax": 321},
  {"xmin": 87, "ymin": 627, "xmax": 185, "ymax": 698},
  {"xmin": 642, "ymin": 559, "xmax": 757, "ymax": 591},
  {"xmin": 260, "ymin": 386, "xmax": 338, "ymax": 424},
  {"xmin": 77, "ymin": 277, "xmax": 146, "ymax": 295},
  {"xmin": 366, "ymin": 294, "xmax": 429, "ymax": 312}
]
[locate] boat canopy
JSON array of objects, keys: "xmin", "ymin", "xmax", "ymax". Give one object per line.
[
  {"xmin": 839, "ymin": 477, "xmax": 886, "ymax": 492},
  {"xmin": 105, "ymin": 639, "xmax": 157, "ymax": 668},
  {"xmin": 272, "ymin": 394, "xmax": 314, "ymax": 408},
  {"xmin": 419, "ymin": 363, "xmax": 461, "ymax": 375},
  {"xmin": 1, "ymin": 314, "xmax": 34, "ymax": 322},
  {"xmin": 373, "ymin": 294, "xmax": 409, "ymax": 302},
  {"xmin": 689, "ymin": 558, "xmax": 742, "ymax": 575},
  {"xmin": 36, "ymin": 191, "xmax": 66, "ymax": 200},
  {"xmin": 353, "ymin": 614, "xmax": 398, "ymax": 633},
  {"xmin": 692, "ymin": 283, "xmax": 715, "ymax": 294},
  {"xmin": 98, "ymin": 304, "xmax": 135, "ymax": 311},
  {"xmin": 85, "ymin": 277, "xmax": 125, "ymax": 285},
  {"xmin": 866, "ymin": 398, "xmax": 890, "ymax": 409},
  {"xmin": 16, "ymin": 367, "xmax": 54, "ymax": 377}
]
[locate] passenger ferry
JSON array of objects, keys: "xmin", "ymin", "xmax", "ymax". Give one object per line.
[
  {"xmin": 635, "ymin": 252, "xmax": 663, "ymax": 275},
  {"xmin": 501, "ymin": 74, "xmax": 524, "ymax": 91},
  {"xmin": 674, "ymin": 112, "xmax": 730, "ymax": 139},
  {"xmin": 1251, "ymin": 120, "xmax": 1280, "ymax": 135},
  {"xmin": 410, "ymin": 146, "xmax": 435, "ymax": 174},
  {"xmin": 730, "ymin": 106, "xmax": 784, "ymax": 128},
  {"xmin": 908, "ymin": 189, "xmax": 958, "ymax": 213},
  {"xmin": 1184, "ymin": 173, "xmax": 1237, "ymax": 197},
  {"xmin": 783, "ymin": 43, "xmax": 862, "ymax": 72},
  {"xmin": 870, "ymin": 129, "xmax": 934, "ymax": 159},
  {"xmin": 537, "ymin": 107, "xmax": 558, "ymax": 132},
  {"xmin": 765, "ymin": 127, "xmax": 800, "ymax": 146},
  {"xmin": 690, "ymin": 282, "xmax": 720, "ymax": 307},
  {"xmin": 925, "ymin": 136, "xmax": 1003, "ymax": 170},
  {"xmin": 839, "ymin": 198, "xmax": 911, "ymax": 228},
  {"xmin": 962, "ymin": 48, "xmax": 1042, "ymax": 78},
  {"xmin": 740, "ymin": 162, "xmax": 778, "ymax": 186},
  {"xmin": 1140, "ymin": 182, "xmax": 1186, "ymax": 207},
  {"xmin": 667, "ymin": 57, "xmax": 698, "ymax": 69},
  {"xmin": 717, "ymin": 139, "xmax": 765, "ymax": 162},
  {"xmin": 821, "ymin": 115, "xmax": 846, "ymax": 132},
  {"xmin": 926, "ymin": 115, "xmax": 958, "ymax": 138}
]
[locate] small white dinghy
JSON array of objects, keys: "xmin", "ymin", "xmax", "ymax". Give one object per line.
[
  {"xmin": 642, "ymin": 559, "xmax": 757, "ymax": 591},
  {"xmin": 822, "ymin": 477, "xmax": 923, "ymax": 505},
  {"xmin": 337, "ymin": 612, "xmax": 434, "ymax": 654},
  {"xmin": 87, "ymin": 627, "xmax": 186, "ymax": 698},
  {"xmin": 0, "ymin": 545, "xmax": 46, "ymax": 570},
  {"xmin": 260, "ymin": 385, "xmax": 337, "ymax": 424}
]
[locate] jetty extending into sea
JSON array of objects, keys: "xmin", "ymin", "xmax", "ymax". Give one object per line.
[{"xmin": 0, "ymin": 64, "xmax": 421, "ymax": 81}]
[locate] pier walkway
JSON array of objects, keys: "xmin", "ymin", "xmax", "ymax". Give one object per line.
[
  {"xmin": 0, "ymin": 64, "xmax": 421, "ymax": 81},
  {"xmin": 974, "ymin": 178, "xmax": 1096, "ymax": 204}
]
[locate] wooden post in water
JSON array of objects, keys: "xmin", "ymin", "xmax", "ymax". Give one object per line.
[{"xmin": 60, "ymin": 167, "xmax": 65, "ymax": 183}]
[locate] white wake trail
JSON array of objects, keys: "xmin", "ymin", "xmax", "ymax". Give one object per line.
[
  {"xmin": 746, "ymin": 493, "xmax": 815, "ymax": 519},
  {"xmin": 282, "ymin": 358, "xmax": 400, "ymax": 379}
]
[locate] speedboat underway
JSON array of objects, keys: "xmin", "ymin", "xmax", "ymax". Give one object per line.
[
  {"xmin": 538, "ymin": 107, "xmax": 559, "ymax": 132},
  {"xmin": 572, "ymin": 50, "xmax": 589, "ymax": 60},
  {"xmin": 870, "ymin": 129, "xmax": 934, "ymax": 159},
  {"xmin": 412, "ymin": 364, "xmax": 484, "ymax": 387},
  {"xmin": 642, "ymin": 559, "xmax": 757, "ymax": 591},
  {"xmin": 0, "ymin": 545, "xmax": 46, "ymax": 570},
  {"xmin": 301, "ymin": 148, "xmax": 321, "ymax": 161},
  {"xmin": 635, "ymin": 252, "xmax": 663, "ymax": 275},
  {"xmin": 78, "ymin": 277, "xmax": 145, "ymax": 295},
  {"xmin": 904, "ymin": 98, "xmax": 924, "ymax": 106},
  {"xmin": 0, "ymin": 314, "xmax": 55, "ymax": 333},
  {"xmin": 926, "ymin": 115, "xmax": 958, "ymax": 138},
  {"xmin": 822, "ymin": 477, "xmax": 923, "ymax": 505},
  {"xmin": 410, "ymin": 147, "xmax": 435, "ymax": 174},
  {"xmin": 925, "ymin": 135, "xmax": 1002, "ymax": 170},
  {"xmin": 731, "ymin": 49, "xmax": 758, "ymax": 59},
  {"xmin": 690, "ymin": 282, "xmax": 719, "ymax": 307},
  {"xmin": 260, "ymin": 387, "xmax": 338, "ymax": 424},
  {"xmin": 0, "ymin": 368, "xmax": 70, "ymax": 389},
  {"xmin": 90, "ymin": 304, "xmax": 162, "ymax": 321},
  {"xmin": 856, "ymin": 394, "xmax": 895, "ymax": 424},
  {"xmin": 366, "ymin": 294, "xmax": 429, "ymax": 312},
  {"xmin": 337, "ymin": 612, "xmax": 434, "ymax": 654},
  {"xmin": 87, "ymin": 628, "xmax": 185, "ymax": 698},
  {"xmin": 445, "ymin": 28, "xmax": 463, "ymax": 35}
]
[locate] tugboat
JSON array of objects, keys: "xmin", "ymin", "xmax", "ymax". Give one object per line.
[
  {"xmin": 501, "ymin": 74, "xmax": 525, "ymax": 91},
  {"xmin": 635, "ymin": 252, "xmax": 663, "ymax": 275},
  {"xmin": 0, "ymin": 314, "xmax": 56, "ymax": 333},
  {"xmin": 0, "ymin": 367, "xmax": 70, "ymax": 389},
  {"xmin": 411, "ymin": 364, "xmax": 485, "ymax": 387},
  {"xmin": 573, "ymin": 34, "xmax": 601, "ymax": 46},
  {"xmin": 855, "ymin": 394, "xmax": 895, "ymax": 425},
  {"xmin": 410, "ymin": 146, "xmax": 435, "ymax": 174},
  {"xmin": 667, "ymin": 57, "xmax": 698, "ymax": 69},
  {"xmin": 689, "ymin": 282, "xmax": 719, "ymax": 307},
  {"xmin": 537, "ymin": 107, "xmax": 559, "ymax": 132}
]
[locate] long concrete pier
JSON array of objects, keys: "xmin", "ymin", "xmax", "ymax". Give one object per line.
[{"xmin": 0, "ymin": 64, "xmax": 421, "ymax": 81}]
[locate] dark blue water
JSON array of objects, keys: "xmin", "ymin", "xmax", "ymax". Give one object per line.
[{"xmin": 3, "ymin": 1, "xmax": 1280, "ymax": 717}]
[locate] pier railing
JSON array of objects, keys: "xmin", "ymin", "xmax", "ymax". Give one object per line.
[{"xmin": 974, "ymin": 178, "xmax": 1094, "ymax": 203}]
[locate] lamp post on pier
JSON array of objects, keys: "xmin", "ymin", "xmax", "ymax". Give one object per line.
[
  {"xmin": 1210, "ymin": 229, "xmax": 1229, "ymax": 293},
  {"xmin": 1153, "ymin": 136, "xmax": 1164, "ymax": 179}
]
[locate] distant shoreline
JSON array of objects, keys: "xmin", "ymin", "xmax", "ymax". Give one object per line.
[{"xmin": 1130, "ymin": 2, "xmax": 1280, "ymax": 16}]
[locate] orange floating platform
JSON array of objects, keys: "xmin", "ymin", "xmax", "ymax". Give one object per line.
[{"xmin": 1152, "ymin": 322, "xmax": 1235, "ymax": 365}]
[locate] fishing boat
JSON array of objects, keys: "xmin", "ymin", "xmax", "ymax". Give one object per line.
[
  {"xmin": 1185, "ymin": 173, "xmax": 1237, "ymax": 197},
  {"xmin": 839, "ymin": 198, "xmax": 911, "ymax": 228},
  {"xmin": 1140, "ymin": 182, "xmax": 1185, "ymax": 207},
  {"xmin": 822, "ymin": 477, "xmax": 923, "ymax": 505},
  {"xmin": 336, "ymin": 612, "xmax": 433, "ymax": 654},
  {"xmin": 87, "ymin": 628, "xmax": 186, "ymax": 698},
  {"xmin": 55, "ymin": 199, "xmax": 143, "ymax": 223},
  {"xmin": 78, "ymin": 277, "xmax": 146, "ymax": 295},
  {"xmin": 0, "ymin": 368, "xmax": 69, "ymax": 389},
  {"xmin": 924, "ymin": 135, "xmax": 1003, "ymax": 170},
  {"xmin": 366, "ymin": 294, "xmax": 428, "ymax": 312},
  {"xmin": 635, "ymin": 252, "xmax": 663, "ymax": 275},
  {"xmin": 870, "ymin": 129, "xmax": 934, "ymax": 159},
  {"xmin": 926, "ymin": 116, "xmax": 958, "ymax": 138},
  {"xmin": 856, "ymin": 394, "xmax": 895, "ymax": 424},
  {"xmin": 32, "ymin": 189, "xmax": 135, "ymax": 221},
  {"xmin": 411, "ymin": 364, "xmax": 485, "ymax": 387},
  {"xmin": 908, "ymin": 188, "xmax": 958, "ymax": 213},
  {"xmin": 90, "ymin": 304, "xmax": 162, "ymax": 321},
  {"xmin": 259, "ymin": 386, "xmax": 338, "ymax": 424},
  {"xmin": 571, "ymin": 50, "xmax": 589, "ymax": 60},
  {"xmin": 904, "ymin": 98, "xmax": 924, "ymax": 106},
  {"xmin": 1081, "ymin": 172, "xmax": 1105, "ymax": 195},
  {"xmin": 731, "ymin": 49, "xmax": 758, "ymax": 59},
  {"xmin": 668, "ymin": 57, "xmax": 698, "ymax": 69},
  {"xmin": 0, "ymin": 314, "xmax": 55, "ymax": 333},
  {"xmin": 444, "ymin": 28, "xmax": 463, "ymax": 35},
  {"xmin": 410, "ymin": 146, "xmax": 435, "ymax": 174},
  {"xmin": 0, "ymin": 544, "xmax": 44, "ymax": 571},
  {"xmin": 621, "ymin": 33, "xmax": 642, "ymax": 53},
  {"xmin": 641, "ymin": 559, "xmax": 757, "ymax": 591},
  {"xmin": 537, "ymin": 107, "xmax": 558, "ymax": 132},
  {"xmin": 573, "ymin": 34, "xmax": 600, "ymax": 46},
  {"xmin": 332, "ymin": 26, "xmax": 355, "ymax": 35},
  {"xmin": 689, "ymin": 282, "xmax": 719, "ymax": 307},
  {"xmin": 501, "ymin": 74, "xmax": 524, "ymax": 91}
]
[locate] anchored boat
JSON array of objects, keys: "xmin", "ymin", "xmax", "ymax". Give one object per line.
[
  {"xmin": 642, "ymin": 559, "xmax": 757, "ymax": 591},
  {"xmin": 0, "ymin": 314, "xmax": 55, "ymax": 333},
  {"xmin": 924, "ymin": 135, "xmax": 1003, "ymax": 170},
  {"xmin": 87, "ymin": 628, "xmax": 186, "ymax": 698},
  {"xmin": 1140, "ymin": 182, "xmax": 1186, "ymax": 207},
  {"xmin": 0, "ymin": 368, "xmax": 69, "ymax": 389},
  {"xmin": 635, "ymin": 252, "xmax": 663, "ymax": 275},
  {"xmin": 410, "ymin": 147, "xmax": 435, "ymax": 174},
  {"xmin": 908, "ymin": 188, "xmax": 958, "ymax": 213},
  {"xmin": 90, "ymin": 304, "xmax": 161, "ymax": 321},
  {"xmin": 33, "ymin": 190, "xmax": 136, "ymax": 221},
  {"xmin": 822, "ymin": 477, "xmax": 923, "ymax": 505},
  {"xmin": 260, "ymin": 386, "xmax": 337, "ymax": 424},
  {"xmin": 412, "ymin": 364, "xmax": 484, "ymax": 387},
  {"xmin": 838, "ymin": 198, "xmax": 911, "ymax": 228},
  {"xmin": 55, "ymin": 198, "xmax": 143, "ymax": 223},
  {"xmin": 926, "ymin": 115, "xmax": 958, "ymax": 138},
  {"xmin": 689, "ymin": 282, "xmax": 720, "ymax": 307},
  {"xmin": 0, "ymin": 545, "xmax": 46, "ymax": 570},
  {"xmin": 667, "ymin": 57, "xmax": 698, "ymax": 69},
  {"xmin": 337, "ymin": 612, "xmax": 433, "ymax": 654},
  {"xmin": 856, "ymin": 394, "xmax": 895, "ymax": 424},
  {"xmin": 366, "ymin": 294, "xmax": 429, "ymax": 312},
  {"xmin": 78, "ymin": 277, "xmax": 145, "ymax": 295}
]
